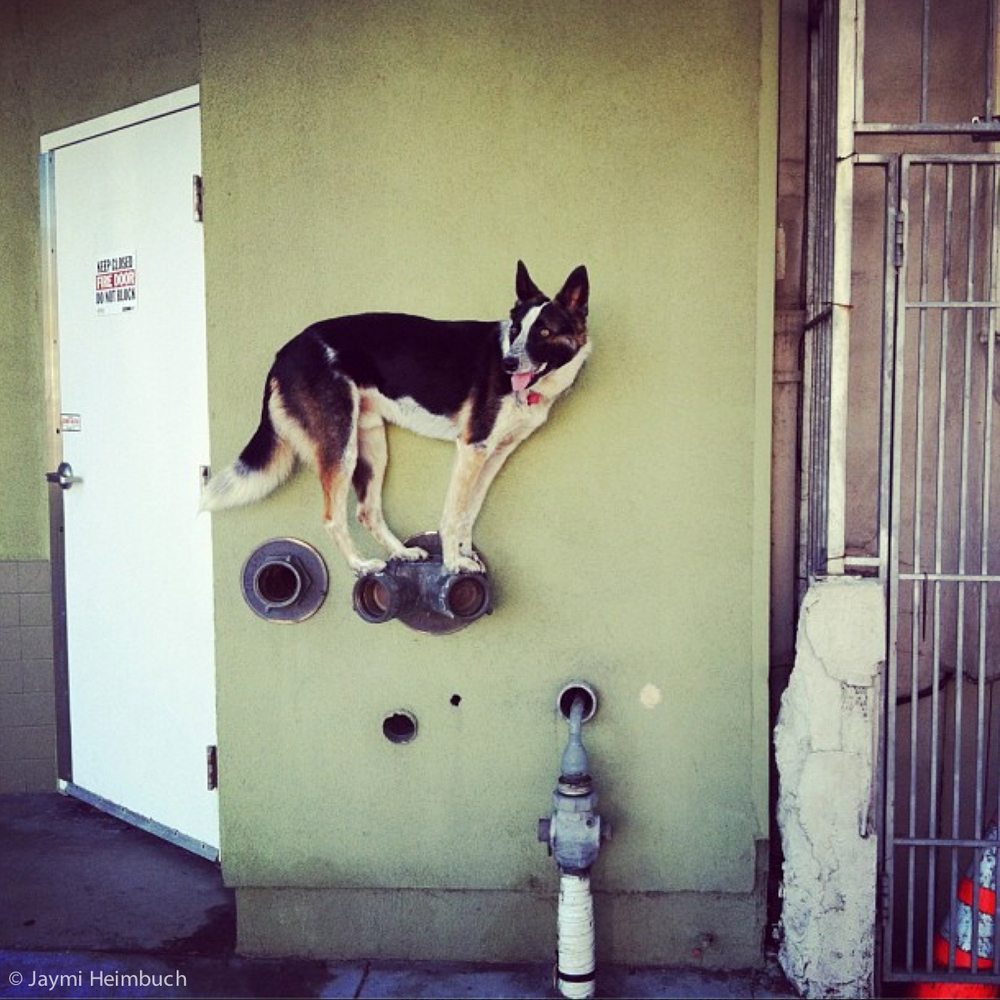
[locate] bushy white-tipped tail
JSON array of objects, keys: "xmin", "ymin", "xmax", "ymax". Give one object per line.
[{"xmin": 200, "ymin": 447, "xmax": 296, "ymax": 513}]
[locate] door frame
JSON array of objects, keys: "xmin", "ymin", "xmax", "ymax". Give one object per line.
[{"xmin": 39, "ymin": 86, "xmax": 217, "ymax": 859}]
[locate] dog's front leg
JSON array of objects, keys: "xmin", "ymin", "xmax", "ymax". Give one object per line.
[
  {"xmin": 440, "ymin": 442, "xmax": 490, "ymax": 573},
  {"xmin": 461, "ymin": 432, "xmax": 526, "ymax": 533}
]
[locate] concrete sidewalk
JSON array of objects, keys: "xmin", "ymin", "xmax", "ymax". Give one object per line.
[
  {"xmin": 0, "ymin": 794, "xmax": 798, "ymax": 999},
  {"xmin": 0, "ymin": 951, "xmax": 797, "ymax": 999}
]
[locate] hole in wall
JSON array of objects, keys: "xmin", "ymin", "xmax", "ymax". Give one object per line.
[
  {"xmin": 253, "ymin": 561, "xmax": 302, "ymax": 608},
  {"xmin": 558, "ymin": 683, "xmax": 597, "ymax": 722},
  {"xmin": 450, "ymin": 694, "xmax": 462, "ymax": 707},
  {"xmin": 382, "ymin": 711, "xmax": 418, "ymax": 744}
]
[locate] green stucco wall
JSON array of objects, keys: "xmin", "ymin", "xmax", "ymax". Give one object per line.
[
  {"xmin": 200, "ymin": 0, "xmax": 776, "ymax": 966},
  {"xmin": 0, "ymin": 0, "xmax": 200, "ymax": 561},
  {"xmin": 0, "ymin": 0, "xmax": 777, "ymax": 968}
]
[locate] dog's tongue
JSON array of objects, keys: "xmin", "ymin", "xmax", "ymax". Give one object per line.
[{"xmin": 511, "ymin": 372, "xmax": 534, "ymax": 393}]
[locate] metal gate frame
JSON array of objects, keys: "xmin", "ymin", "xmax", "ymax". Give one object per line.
[{"xmin": 882, "ymin": 151, "xmax": 1000, "ymax": 986}]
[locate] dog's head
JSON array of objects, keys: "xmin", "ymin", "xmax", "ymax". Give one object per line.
[{"xmin": 502, "ymin": 261, "xmax": 590, "ymax": 394}]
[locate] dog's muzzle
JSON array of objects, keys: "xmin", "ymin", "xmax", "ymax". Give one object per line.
[{"xmin": 505, "ymin": 358, "xmax": 548, "ymax": 395}]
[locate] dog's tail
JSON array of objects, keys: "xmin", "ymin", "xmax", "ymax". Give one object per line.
[{"xmin": 200, "ymin": 379, "xmax": 296, "ymax": 512}]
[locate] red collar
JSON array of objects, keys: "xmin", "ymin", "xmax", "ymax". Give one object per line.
[{"xmin": 527, "ymin": 391, "xmax": 543, "ymax": 406}]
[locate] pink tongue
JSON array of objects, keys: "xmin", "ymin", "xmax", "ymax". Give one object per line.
[{"xmin": 511, "ymin": 372, "xmax": 534, "ymax": 393}]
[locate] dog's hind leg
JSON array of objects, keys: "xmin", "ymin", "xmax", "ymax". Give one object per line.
[
  {"xmin": 321, "ymin": 455, "xmax": 387, "ymax": 576},
  {"xmin": 353, "ymin": 405, "xmax": 428, "ymax": 562},
  {"xmin": 309, "ymin": 388, "xmax": 386, "ymax": 576}
]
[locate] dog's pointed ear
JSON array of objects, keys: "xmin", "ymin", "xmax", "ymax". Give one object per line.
[
  {"xmin": 515, "ymin": 260, "xmax": 545, "ymax": 303},
  {"xmin": 556, "ymin": 265, "xmax": 589, "ymax": 319}
]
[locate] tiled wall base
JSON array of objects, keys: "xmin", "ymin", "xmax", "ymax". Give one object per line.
[{"xmin": 0, "ymin": 561, "xmax": 56, "ymax": 792}]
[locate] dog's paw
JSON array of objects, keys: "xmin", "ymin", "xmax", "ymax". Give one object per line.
[
  {"xmin": 352, "ymin": 558, "xmax": 387, "ymax": 576},
  {"xmin": 446, "ymin": 553, "xmax": 485, "ymax": 574},
  {"xmin": 394, "ymin": 545, "xmax": 430, "ymax": 562}
]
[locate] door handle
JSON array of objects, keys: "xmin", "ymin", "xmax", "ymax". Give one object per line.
[{"xmin": 45, "ymin": 461, "xmax": 83, "ymax": 490}]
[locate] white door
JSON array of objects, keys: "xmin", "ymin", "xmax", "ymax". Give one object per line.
[{"xmin": 42, "ymin": 88, "xmax": 218, "ymax": 855}]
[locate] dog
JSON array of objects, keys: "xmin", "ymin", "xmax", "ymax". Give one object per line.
[{"xmin": 200, "ymin": 261, "xmax": 591, "ymax": 575}]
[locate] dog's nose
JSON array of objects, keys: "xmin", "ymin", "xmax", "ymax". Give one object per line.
[{"xmin": 502, "ymin": 356, "xmax": 519, "ymax": 374}]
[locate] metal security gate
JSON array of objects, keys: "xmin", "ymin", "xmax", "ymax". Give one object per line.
[{"xmin": 883, "ymin": 153, "xmax": 1000, "ymax": 986}]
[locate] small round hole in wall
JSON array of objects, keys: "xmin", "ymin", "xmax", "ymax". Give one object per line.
[
  {"xmin": 557, "ymin": 681, "xmax": 598, "ymax": 723},
  {"xmin": 383, "ymin": 711, "xmax": 418, "ymax": 744},
  {"xmin": 450, "ymin": 694, "xmax": 462, "ymax": 707}
]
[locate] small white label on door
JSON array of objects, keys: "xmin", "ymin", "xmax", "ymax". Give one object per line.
[
  {"xmin": 60, "ymin": 413, "xmax": 82, "ymax": 433},
  {"xmin": 95, "ymin": 253, "xmax": 137, "ymax": 315}
]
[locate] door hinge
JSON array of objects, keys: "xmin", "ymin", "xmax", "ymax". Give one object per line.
[
  {"xmin": 193, "ymin": 174, "xmax": 204, "ymax": 223},
  {"xmin": 894, "ymin": 209, "xmax": 906, "ymax": 269},
  {"xmin": 206, "ymin": 744, "xmax": 218, "ymax": 790}
]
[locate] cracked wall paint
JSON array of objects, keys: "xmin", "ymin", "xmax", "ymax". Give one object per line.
[{"xmin": 775, "ymin": 577, "xmax": 885, "ymax": 998}]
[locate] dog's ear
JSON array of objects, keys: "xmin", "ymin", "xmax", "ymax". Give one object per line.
[
  {"xmin": 515, "ymin": 260, "xmax": 545, "ymax": 304},
  {"xmin": 555, "ymin": 265, "xmax": 589, "ymax": 319}
]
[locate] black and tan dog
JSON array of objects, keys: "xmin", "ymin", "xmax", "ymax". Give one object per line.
[{"xmin": 201, "ymin": 261, "xmax": 591, "ymax": 575}]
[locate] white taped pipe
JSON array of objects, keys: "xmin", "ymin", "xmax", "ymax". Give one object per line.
[{"xmin": 557, "ymin": 871, "xmax": 596, "ymax": 998}]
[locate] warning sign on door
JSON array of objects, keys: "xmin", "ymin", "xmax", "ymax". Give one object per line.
[{"xmin": 95, "ymin": 254, "xmax": 136, "ymax": 315}]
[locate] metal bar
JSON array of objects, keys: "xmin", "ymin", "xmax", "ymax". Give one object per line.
[
  {"xmin": 920, "ymin": 0, "xmax": 930, "ymax": 124},
  {"xmin": 878, "ymin": 166, "xmax": 896, "ymax": 583},
  {"xmin": 988, "ymin": 0, "xmax": 998, "ymax": 122},
  {"xmin": 963, "ymin": 167, "xmax": 986, "ymax": 855},
  {"xmin": 857, "ymin": 123, "xmax": 1000, "ymax": 136},
  {"xmin": 937, "ymin": 164, "xmax": 963, "ymax": 976},
  {"xmin": 977, "ymin": 162, "xmax": 998, "ymax": 975},
  {"xmin": 954, "ymin": 171, "xmax": 990, "ymax": 976},
  {"xmin": 893, "ymin": 154, "xmax": 1000, "ymax": 165},
  {"xmin": 845, "ymin": 554, "xmax": 882, "ymax": 567},
  {"xmin": 916, "ymin": 161, "xmax": 931, "ymax": 585},
  {"xmin": 906, "ymin": 301, "xmax": 1000, "ymax": 309},
  {"xmin": 885, "ymin": 145, "xmax": 906, "ymax": 985},
  {"xmin": 915, "ymin": 161, "xmax": 938, "ymax": 973},
  {"xmin": 900, "ymin": 572, "xmax": 1000, "ymax": 583},
  {"xmin": 899, "ymin": 834, "xmax": 1000, "ymax": 847},
  {"xmin": 800, "ymin": 0, "xmax": 833, "ymax": 587},
  {"xmin": 855, "ymin": 0, "xmax": 866, "ymax": 125},
  {"xmin": 827, "ymin": 0, "xmax": 858, "ymax": 574}
]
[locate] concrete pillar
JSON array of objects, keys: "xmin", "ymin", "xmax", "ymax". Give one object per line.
[{"xmin": 775, "ymin": 576, "xmax": 885, "ymax": 998}]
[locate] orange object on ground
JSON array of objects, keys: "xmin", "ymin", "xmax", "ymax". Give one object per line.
[{"xmin": 911, "ymin": 823, "xmax": 1000, "ymax": 999}]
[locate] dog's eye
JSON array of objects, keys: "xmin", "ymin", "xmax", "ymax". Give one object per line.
[{"xmin": 510, "ymin": 324, "xmax": 521, "ymax": 336}]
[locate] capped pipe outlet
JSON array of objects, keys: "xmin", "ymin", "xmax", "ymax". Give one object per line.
[
  {"xmin": 351, "ymin": 532, "xmax": 492, "ymax": 634},
  {"xmin": 241, "ymin": 538, "xmax": 329, "ymax": 623}
]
